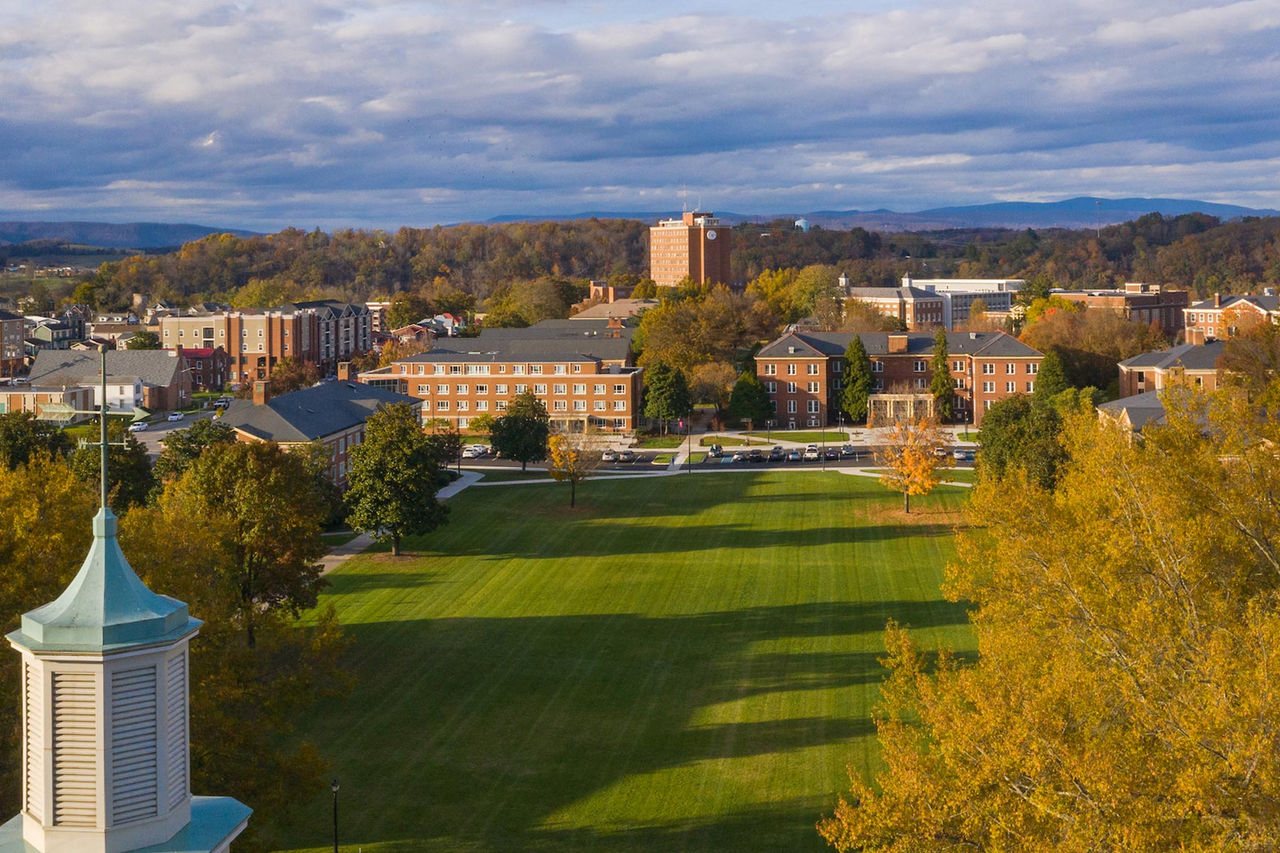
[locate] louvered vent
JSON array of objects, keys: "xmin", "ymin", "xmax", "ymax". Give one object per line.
[
  {"xmin": 110, "ymin": 666, "xmax": 158, "ymax": 824},
  {"xmin": 165, "ymin": 654, "xmax": 187, "ymax": 810},
  {"xmin": 52, "ymin": 670, "xmax": 97, "ymax": 827},
  {"xmin": 24, "ymin": 660, "xmax": 44, "ymax": 822}
]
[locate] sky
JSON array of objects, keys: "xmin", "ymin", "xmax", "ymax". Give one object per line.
[{"xmin": 2, "ymin": 0, "xmax": 1279, "ymax": 232}]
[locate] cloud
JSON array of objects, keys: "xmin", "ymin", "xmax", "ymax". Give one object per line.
[{"xmin": 1, "ymin": 0, "xmax": 1278, "ymax": 230}]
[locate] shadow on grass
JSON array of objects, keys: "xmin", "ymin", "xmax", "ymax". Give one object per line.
[{"xmin": 281, "ymin": 600, "xmax": 969, "ymax": 852}]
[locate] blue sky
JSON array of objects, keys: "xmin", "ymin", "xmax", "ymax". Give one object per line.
[{"xmin": 2, "ymin": 0, "xmax": 1278, "ymax": 231}]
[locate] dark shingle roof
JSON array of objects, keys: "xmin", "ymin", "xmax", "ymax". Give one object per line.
[
  {"xmin": 1098, "ymin": 390, "xmax": 1167, "ymax": 432},
  {"xmin": 219, "ymin": 381, "xmax": 419, "ymax": 443},
  {"xmin": 402, "ymin": 319, "xmax": 634, "ymax": 364},
  {"xmin": 1119, "ymin": 341, "xmax": 1226, "ymax": 372},
  {"xmin": 757, "ymin": 330, "xmax": 1042, "ymax": 359},
  {"xmin": 28, "ymin": 349, "xmax": 183, "ymax": 389},
  {"xmin": 1189, "ymin": 294, "xmax": 1280, "ymax": 312}
]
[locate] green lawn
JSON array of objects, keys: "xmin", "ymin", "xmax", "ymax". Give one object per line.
[
  {"xmin": 278, "ymin": 473, "xmax": 972, "ymax": 852},
  {"xmin": 634, "ymin": 435, "xmax": 686, "ymax": 449},
  {"xmin": 700, "ymin": 436, "xmax": 770, "ymax": 447},
  {"xmin": 743, "ymin": 431, "xmax": 849, "ymax": 443},
  {"xmin": 320, "ymin": 530, "xmax": 360, "ymax": 547}
]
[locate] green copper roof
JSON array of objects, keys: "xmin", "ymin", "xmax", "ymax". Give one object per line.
[{"xmin": 9, "ymin": 508, "xmax": 200, "ymax": 653}]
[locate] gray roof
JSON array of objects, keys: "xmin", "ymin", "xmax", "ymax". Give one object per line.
[
  {"xmin": 1189, "ymin": 294, "xmax": 1280, "ymax": 312},
  {"xmin": 1119, "ymin": 341, "xmax": 1226, "ymax": 372},
  {"xmin": 1098, "ymin": 390, "xmax": 1167, "ymax": 432},
  {"xmin": 283, "ymin": 299, "xmax": 370, "ymax": 319},
  {"xmin": 28, "ymin": 348, "xmax": 184, "ymax": 389},
  {"xmin": 846, "ymin": 286, "xmax": 941, "ymax": 300},
  {"xmin": 403, "ymin": 318, "xmax": 634, "ymax": 364},
  {"xmin": 758, "ymin": 330, "xmax": 1042, "ymax": 359},
  {"xmin": 219, "ymin": 380, "xmax": 420, "ymax": 443}
]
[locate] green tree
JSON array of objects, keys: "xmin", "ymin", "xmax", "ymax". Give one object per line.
[
  {"xmin": 346, "ymin": 403, "xmax": 450, "ymax": 556},
  {"xmin": 69, "ymin": 431, "xmax": 154, "ymax": 511},
  {"xmin": 643, "ymin": 361, "xmax": 691, "ymax": 434},
  {"xmin": 728, "ymin": 370, "xmax": 772, "ymax": 428},
  {"xmin": 841, "ymin": 335, "xmax": 874, "ymax": 423},
  {"xmin": 152, "ymin": 417, "xmax": 237, "ymax": 486},
  {"xmin": 490, "ymin": 391, "xmax": 550, "ymax": 471},
  {"xmin": 0, "ymin": 411, "xmax": 72, "ymax": 469},
  {"xmin": 123, "ymin": 329, "xmax": 161, "ymax": 349},
  {"xmin": 1032, "ymin": 348, "xmax": 1071, "ymax": 400},
  {"xmin": 929, "ymin": 329, "xmax": 953, "ymax": 423},
  {"xmin": 976, "ymin": 393, "xmax": 1067, "ymax": 489},
  {"xmin": 631, "ymin": 278, "xmax": 658, "ymax": 299},
  {"xmin": 173, "ymin": 441, "xmax": 330, "ymax": 647}
]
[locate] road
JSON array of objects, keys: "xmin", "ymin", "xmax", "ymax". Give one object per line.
[{"xmin": 130, "ymin": 410, "xmax": 217, "ymax": 459}]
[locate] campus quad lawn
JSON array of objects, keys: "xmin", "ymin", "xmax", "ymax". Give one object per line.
[{"xmin": 278, "ymin": 472, "xmax": 972, "ymax": 853}]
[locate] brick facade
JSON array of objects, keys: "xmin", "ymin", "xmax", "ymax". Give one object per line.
[{"xmin": 649, "ymin": 212, "xmax": 732, "ymax": 289}]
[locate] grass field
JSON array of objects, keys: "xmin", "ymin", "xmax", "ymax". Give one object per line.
[{"xmin": 278, "ymin": 472, "xmax": 972, "ymax": 852}]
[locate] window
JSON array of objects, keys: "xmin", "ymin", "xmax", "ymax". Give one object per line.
[
  {"xmin": 457, "ymin": 400, "xmax": 469, "ymax": 411},
  {"xmin": 449, "ymin": 365, "xmax": 461, "ymax": 375},
  {"xmin": 513, "ymin": 365, "xmax": 525, "ymax": 375},
  {"xmin": 553, "ymin": 364, "xmax": 567, "ymax": 375},
  {"xmin": 594, "ymin": 400, "xmax": 606, "ymax": 411},
  {"xmin": 1006, "ymin": 381, "xmax": 1015, "ymax": 393},
  {"xmin": 914, "ymin": 360, "xmax": 927, "ymax": 372},
  {"xmin": 457, "ymin": 418, "xmax": 469, "ymax": 429},
  {"xmin": 1026, "ymin": 381, "xmax": 1035, "ymax": 392},
  {"xmin": 786, "ymin": 364, "xmax": 797, "ymax": 375},
  {"xmin": 164, "ymin": 329, "xmax": 170, "ymax": 338},
  {"xmin": 177, "ymin": 329, "xmax": 183, "ymax": 338},
  {"xmin": 914, "ymin": 378, "xmax": 927, "ymax": 389},
  {"xmin": 553, "ymin": 384, "xmax": 567, "ymax": 395},
  {"xmin": 613, "ymin": 400, "xmax": 626, "ymax": 410},
  {"xmin": 417, "ymin": 383, "xmax": 428, "ymax": 394},
  {"xmin": 764, "ymin": 364, "xmax": 777, "ymax": 376},
  {"xmin": 572, "ymin": 364, "xmax": 582, "ymax": 373},
  {"xmin": 807, "ymin": 400, "xmax": 820, "ymax": 413},
  {"xmin": 953, "ymin": 377, "xmax": 965, "ymax": 389},
  {"xmin": 515, "ymin": 384, "xmax": 527, "ymax": 393},
  {"xmin": 436, "ymin": 400, "xmax": 449, "ymax": 410},
  {"xmin": 456, "ymin": 385, "xmax": 468, "ymax": 395},
  {"xmin": 614, "ymin": 418, "xmax": 626, "ymax": 428},
  {"xmin": 573, "ymin": 400, "xmax": 586, "ymax": 411},
  {"xmin": 1026, "ymin": 363, "xmax": 1038, "ymax": 374},
  {"xmin": 258, "ymin": 329, "xmax": 263, "ymax": 337},
  {"xmin": 983, "ymin": 381, "xmax": 995, "ymax": 393},
  {"xmin": 553, "ymin": 400, "xmax": 568, "ymax": 411},
  {"xmin": 594, "ymin": 384, "xmax": 605, "ymax": 394},
  {"xmin": 952, "ymin": 360, "xmax": 964, "ymax": 372},
  {"xmin": 613, "ymin": 384, "xmax": 626, "ymax": 394},
  {"xmin": 496, "ymin": 400, "xmax": 508, "ymax": 411},
  {"xmin": 434, "ymin": 384, "xmax": 447, "ymax": 395},
  {"xmin": 534, "ymin": 384, "xmax": 547, "ymax": 395},
  {"xmin": 832, "ymin": 361, "xmax": 843, "ymax": 373},
  {"xmin": 496, "ymin": 384, "xmax": 508, "ymax": 394},
  {"xmin": 475, "ymin": 384, "xmax": 488, "ymax": 394},
  {"xmin": 807, "ymin": 363, "xmax": 819, "ymax": 375},
  {"xmin": 1135, "ymin": 371, "xmax": 1146, "ymax": 383},
  {"xmin": 435, "ymin": 365, "xmax": 446, "ymax": 374},
  {"xmin": 982, "ymin": 363, "xmax": 995, "ymax": 374},
  {"xmin": 476, "ymin": 400, "xmax": 488, "ymax": 411},
  {"xmin": 766, "ymin": 381, "xmax": 777, "ymax": 394},
  {"xmin": 465, "ymin": 364, "xmax": 489, "ymax": 375},
  {"xmin": 872, "ymin": 362, "xmax": 883, "ymax": 373},
  {"xmin": 807, "ymin": 381, "xmax": 819, "ymax": 393},
  {"xmin": 573, "ymin": 384, "xmax": 585, "ymax": 395},
  {"xmin": 1006, "ymin": 363, "xmax": 1016, "ymax": 374},
  {"xmin": 787, "ymin": 382, "xmax": 797, "ymax": 393},
  {"xmin": 787, "ymin": 400, "xmax": 797, "ymax": 413},
  {"xmin": 529, "ymin": 364, "xmax": 543, "ymax": 375}
]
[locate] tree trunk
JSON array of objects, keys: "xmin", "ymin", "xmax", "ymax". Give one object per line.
[
  {"xmin": 570, "ymin": 480, "xmax": 576, "ymax": 508},
  {"xmin": 904, "ymin": 491, "xmax": 910, "ymax": 514},
  {"xmin": 522, "ymin": 459, "xmax": 527, "ymax": 471},
  {"xmin": 392, "ymin": 532, "xmax": 401, "ymax": 557}
]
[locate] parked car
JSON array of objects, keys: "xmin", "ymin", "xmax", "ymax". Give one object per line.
[
  {"xmin": 731, "ymin": 451, "xmax": 748, "ymax": 463},
  {"xmin": 166, "ymin": 412, "xmax": 184, "ymax": 422},
  {"xmin": 707, "ymin": 444, "xmax": 724, "ymax": 458},
  {"xmin": 747, "ymin": 449, "xmax": 765, "ymax": 463},
  {"xmin": 786, "ymin": 449, "xmax": 803, "ymax": 462},
  {"xmin": 600, "ymin": 449, "xmax": 619, "ymax": 462},
  {"xmin": 768, "ymin": 446, "xmax": 785, "ymax": 462},
  {"xmin": 461, "ymin": 444, "xmax": 489, "ymax": 459},
  {"xmin": 823, "ymin": 447, "xmax": 839, "ymax": 461},
  {"xmin": 619, "ymin": 450, "xmax": 637, "ymax": 463},
  {"xmin": 128, "ymin": 421, "xmax": 149, "ymax": 432},
  {"xmin": 802, "ymin": 446, "xmax": 820, "ymax": 461},
  {"xmin": 953, "ymin": 448, "xmax": 975, "ymax": 461},
  {"xmin": 839, "ymin": 444, "xmax": 856, "ymax": 458}
]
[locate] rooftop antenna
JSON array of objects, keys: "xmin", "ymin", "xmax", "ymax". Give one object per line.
[{"xmin": 1096, "ymin": 199, "xmax": 1102, "ymax": 239}]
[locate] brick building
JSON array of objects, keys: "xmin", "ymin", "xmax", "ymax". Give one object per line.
[
  {"xmin": 1053, "ymin": 282, "xmax": 1188, "ymax": 334},
  {"xmin": 0, "ymin": 310, "xmax": 23, "ymax": 377},
  {"xmin": 158, "ymin": 308, "xmax": 319, "ymax": 387},
  {"xmin": 179, "ymin": 346, "xmax": 231, "ymax": 392},
  {"xmin": 282, "ymin": 300, "xmax": 372, "ymax": 372},
  {"xmin": 359, "ymin": 319, "xmax": 643, "ymax": 433},
  {"xmin": 218, "ymin": 380, "xmax": 420, "ymax": 487},
  {"xmin": 1116, "ymin": 341, "xmax": 1225, "ymax": 398},
  {"xmin": 756, "ymin": 330, "xmax": 1044, "ymax": 428},
  {"xmin": 649, "ymin": 211, "xmax": 732, "ymax": 288},
  {"xmin": 28, "ymin": 348, "xmax": 194, "ymax": 412},
  {"xmin": 843, "ymin": 286, "xmax": 944, "ymax": 330},
  {"xmin": 1183, "ymin": 290, "xmax": 1279, "ymax": 344},
  {"xmin": 904, "ymin": 277, "xmax": 1023, "ymax": 329}
]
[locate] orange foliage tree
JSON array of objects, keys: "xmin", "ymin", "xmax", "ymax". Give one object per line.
[{"xmin": 875, "ymin": 419, "xmax": 952, "ymax": 513}]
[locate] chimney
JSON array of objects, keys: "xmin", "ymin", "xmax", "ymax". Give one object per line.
[
  {"xmin": 888, "ymin": 334, "xmax": 908, "ymax": 354},
  {"xmin": 253, "ymin": 379, "xmax": 270, "ymax": 405},
  {"xmin": 1214, "ymin": 292, "xmax": 1221, "ymax": 308},
  {"xmin": 606, "ymin": 316, "xmax": 623, "ymax": 338}
]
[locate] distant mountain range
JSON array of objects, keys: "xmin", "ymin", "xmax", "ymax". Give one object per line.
[
  {"xmin": 0, "ymin": 221, "xmax": 259, "ymax": 250},
  {"xmin": 2, "ymin": 197, "xmax": 1278, "ymax": 250}
]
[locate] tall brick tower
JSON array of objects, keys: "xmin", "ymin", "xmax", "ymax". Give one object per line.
[{"xmin": 648, "ymin": 212, "xmax": 732, "ymax": 288}]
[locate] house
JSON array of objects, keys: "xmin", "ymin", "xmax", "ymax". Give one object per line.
[
  {"xmin": 28, "ymin": 348, "xmax": 194, "ymax": 412},
  {"xmin": 218, "ymin": 380, "xmax": 421, "ymax": 486},
  {"xmin": 1117, "ymin": 341, "xmax": 1225, "ymax": 397},
  {"xmin": 755, "ymin": 330, "xmax": 1044, "ymax": 428},
  {"xmin": 359, "ymin": 318, "xmax": 643, "ymax": 433}
]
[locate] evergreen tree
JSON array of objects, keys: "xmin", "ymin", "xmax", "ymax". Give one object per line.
[
  {"xmin": 930, "ymin": 328, "xmax": 954, "ymax": 423},
  {"xmin": 728, "ymin": 370, "xmax": 772, "ymax": 428},
  {"xmin": 643, "ymin": 361, "xmax": 691, "ymax": 434},
  {"xmin": 841, "ymin": 335, "xmax": 874, "ymax": 423},
  {"xmin": 1033, "ymin": 348, "xmax": 1071, "ymax": 400},
  {"xmin": 490, "ymin": 391, "xmax": 550, "ymax": 470}
]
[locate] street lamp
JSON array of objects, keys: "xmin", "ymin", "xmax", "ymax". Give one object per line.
[{"xmin": 331, "ymin": 779, "xmax": 340, "ymax": 853}]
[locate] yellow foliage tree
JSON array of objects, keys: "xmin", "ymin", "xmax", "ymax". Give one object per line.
[
  {"xmin": 821, "ymin": 391, "xmax": 1280, "ymax": 850},
  {"xmin": 546, "ymin": 431, "xmax": 600, "ymax": 508},
  {"xmin": 875, "ymin": 419, "xmax": 952, "ymax": 513}
]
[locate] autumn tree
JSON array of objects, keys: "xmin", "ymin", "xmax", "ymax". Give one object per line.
[
  {"xmin": 841, "ymin": 335, "xmax": 874, "ymax": 423},
  {"xmin": 346, "ymin": 403, "xmax": 450, "ymax": 556},
  {"xmin": 688, "ymin": 361, "xmax": 738, "ymax": 426},
  {"xmin": 490, "ymin": 390, "xmax": 550, "ymax": 470},
  {"xmin": 728, "ymin": 370, "xmax": 772, "ymax": 429},
  {"xmin": 875, "ymin": 418, "xmax": 951, "ymax": 513},
  {"xmin": 546, "ymin": 431, "xmax": 601, "ymax": 508},
  {"xmin": 929, "ymin": 329, "xmax": 953, "ymax": 423},
  {"xmin": 822, "ymin": 391, "xmax": 1280, "ymax": 850},
  {"xmin": 268, "ymin": 356, "xmax": 322, "ymax": 394},
  {"xmin": 170, "ymin": 441, "xmax": 330, "ymax": 647}
]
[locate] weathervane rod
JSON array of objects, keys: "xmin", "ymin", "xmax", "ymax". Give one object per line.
[{"xmin": 99, "ymin": 343, "xmax": 108, "ymax": 511}]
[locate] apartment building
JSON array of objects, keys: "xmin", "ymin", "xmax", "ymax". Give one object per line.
[
  {"xmin": 755, "ymin": 330, "xmax": 1043, "ymax": 428},
  {"xmin": 360, "ymin": 319, "xmax": 643, "ymax": 432},
  {"xmin": 1053, "ymin": 282, "xmax": 1188, "ymax": 333},
  {"xmin": 283, "ymin": 300, "xmax": 372, "ymax": 371},
  {"xmin": 1117, "ymin": 341, "xmax": 1225, "ymax": 397},
  {"xmin": 843, "ymin": 286, "xmax": 945, "ymax": 330},
  {"xmin": 649, "ymin": 211, "xmax": 732, "ymax": 288},
  {"xmin": 158, "ymin": 308, "xmax": 319, "ymax": 387},
  {"xmin": 0, "ymin": 310, "xmax": 23, "ymax": 377},
  {"xmin": 1183, "ymin": 290, "xmax": 1279, "ymax": 344}
]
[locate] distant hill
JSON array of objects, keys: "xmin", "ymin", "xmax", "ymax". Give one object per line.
[
  {"xmin": 485, "ymin": 197, "xmax": 1280, "ymax": 232},
  {"xmin": 0, "ymin": 221, "xmax": 260, "ymax": 250}
]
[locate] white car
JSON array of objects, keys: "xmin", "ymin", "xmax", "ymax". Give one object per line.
[
  {"xmin": 601, "ymin": 449, "xmax": 619, "ymax": 462},
  {"xmin": 128, "ymin": 421, "xmax": 149, "ymax": 432},
  {"xmin": 166, "ymin": 411, "xmax": 185, "ymax": 422},
  {"xmin": 802, "ymin": 447, "xmax": 820, "ymax": 461},
  {"xmin": 461, "ymin": 444, "xmax": 489, "ymax": 458}
]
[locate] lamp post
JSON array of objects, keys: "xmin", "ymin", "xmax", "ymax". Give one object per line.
[{"xmin": 331, "ymin": 779, "xmax": 340, "ymax": 853}]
